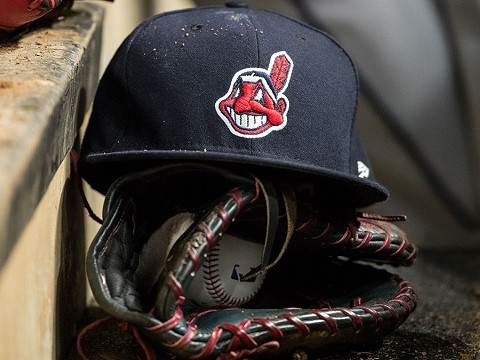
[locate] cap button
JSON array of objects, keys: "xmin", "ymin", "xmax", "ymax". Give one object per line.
[{"xmin": 225, "ymin": 1, "xmax": 248, "ymax": 8}]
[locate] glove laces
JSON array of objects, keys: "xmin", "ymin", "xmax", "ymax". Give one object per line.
[{"xmin": 240, "ymin": 178, "xmax": 297, "ymax": 282}]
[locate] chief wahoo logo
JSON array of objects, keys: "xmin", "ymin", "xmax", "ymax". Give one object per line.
[{"xmin": 215, "ymin": 51, "xmax": 294, "ymax": 138}]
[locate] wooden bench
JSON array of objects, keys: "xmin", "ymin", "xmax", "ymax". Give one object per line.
[{"xmin": 0, "ymin": 3, "xmax": 103, "ymax": 358}]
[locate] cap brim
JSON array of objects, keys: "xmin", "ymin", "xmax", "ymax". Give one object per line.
[{"xmin": 80, "ymin": 151, "xmax": 388, "ymax": 208}]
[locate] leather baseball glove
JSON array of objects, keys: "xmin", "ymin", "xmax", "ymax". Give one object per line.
[
  {"xmin": 0, "ymin": 0, "xmax": 113, "ymax": 41},
  {"xmin": 85, "ymin": 163, "xmax": 418, "ymax": 359}
]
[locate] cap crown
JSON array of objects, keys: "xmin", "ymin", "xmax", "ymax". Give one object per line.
[{"xmin": 80, "ymin": 5, "xmax": 388, "ymax": 206}]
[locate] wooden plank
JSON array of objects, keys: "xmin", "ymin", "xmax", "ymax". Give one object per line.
[
  {"xmin": 0, "ymin": 3, "xmax": 104, "ymax": 358},
  {"xmin": 0, "ymin": 3, "xmax": 103, "ymax": 266},
  {"xmin": 0, "ymin": 158, "xmax": 86, "ymax": 359}
]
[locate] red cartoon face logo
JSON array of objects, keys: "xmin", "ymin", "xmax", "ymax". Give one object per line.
[{"xmin": 215, "ymin": 51, "xmax": 293, "ymax": 138}]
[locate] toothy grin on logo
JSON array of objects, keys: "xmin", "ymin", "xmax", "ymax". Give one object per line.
[{"xmin": 225, "ymin": 106, "xmax": 268, "ymax": 130}]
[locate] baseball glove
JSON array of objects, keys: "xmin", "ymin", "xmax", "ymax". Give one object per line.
[
  {"xmin": 0, "ymin": 0, "xmax": 113, "ymax": 41},
  {"xmin": 85, "ymin": 163, "xmax": 417, "ymax": 359}
]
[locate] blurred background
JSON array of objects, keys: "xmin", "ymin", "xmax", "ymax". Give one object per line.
[{"xmin": 90, "ymin": 0, "xmax": 480, "ymax": 250}]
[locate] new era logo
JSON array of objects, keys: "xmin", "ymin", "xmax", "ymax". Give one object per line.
[{"xmin": 357, "ymin": 161, "xmax": 370, "ymax": 178}]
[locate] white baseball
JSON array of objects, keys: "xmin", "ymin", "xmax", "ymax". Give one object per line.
[
  {"xmin": 137, "ymin": 212, "xmax": 194, "ymax": 294},
  {"xmin": 184, "ymin": 234, "xmax": 265, "ymax": 308}
]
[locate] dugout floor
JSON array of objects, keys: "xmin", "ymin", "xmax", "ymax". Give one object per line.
[{"xmin": 68, "ymin": 249, "xmax": 480, "ymax": 360}]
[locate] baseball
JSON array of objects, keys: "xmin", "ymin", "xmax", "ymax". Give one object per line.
[
  {"xmin": 184, "ymin": 234, "xmax": 265, "ymax": 308},
  {"xmin": 136, "ymin": 212, "xmax": 194, "ymax": 295}
]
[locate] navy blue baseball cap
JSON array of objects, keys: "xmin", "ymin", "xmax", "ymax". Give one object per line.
[{"xmin": 80, "ymin": 2, "xmax": 389, "ymax": 206}]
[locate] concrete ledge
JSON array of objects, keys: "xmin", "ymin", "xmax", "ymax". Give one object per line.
[
  {"xmin": 0, "ymin": 3, "xmax": 103, "ymax": 266},
  {"xmin": 0, "ymin": 3, "xmax": 104, "ymax": 358},
  {"xmin": 1, "ymin": 158, "xmax": 87, "ymax": 359}
]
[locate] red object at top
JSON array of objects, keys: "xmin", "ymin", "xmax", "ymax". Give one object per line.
[{"xmin": 0, "ymin": 0, "xmax": 62, "ymax": 31}]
